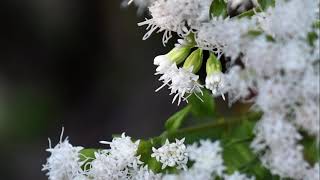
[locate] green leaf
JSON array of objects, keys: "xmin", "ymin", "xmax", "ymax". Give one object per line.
[
  {"xmin": 79, "ymin": 148, "xmax": 97, "ymax": 161},
  {"xmin": 136, "ymin": 140, "xmax": 162, "ymax": 173},
  {"xmin": 165, "ymin": 105, "xmax": 192, "ymax": 132},
  {"xmin": 210, "ymin": 0, "xmax": 227, "ymax": 18},
  {"xmin": 257, "ymin": 0, "xmax": 275, "ymax": 11},
  {"xmin": 188, "ymin": 90, "xmax": 215, "ymax": 118},
  {"xmin": 237, "ymin": 9, "xmax": 255, "ymax": 18},
  {"xmin": 302, "ymin": 135, "xmax": 320, "ymax": 165}
]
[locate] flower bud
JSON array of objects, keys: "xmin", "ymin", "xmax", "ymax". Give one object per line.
[
  {"xmin": 183, "ymin": 48, "xmax": 203, "ymax": 73},
  {"xmin": 206, "ymin": 53, "xmax": 222, "ymax": 75},
  {"xmin": 167, "ymin": 46, "xmax": 192, "ymax": 65}
]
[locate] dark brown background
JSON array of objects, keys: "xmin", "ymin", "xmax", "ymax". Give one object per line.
[{"xmin": 0, "ymin": 0, "xmax": 181, "ymax": 179}]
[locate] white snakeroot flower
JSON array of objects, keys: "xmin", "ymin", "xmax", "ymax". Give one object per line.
[
  {"xmin": 100, "ymin": 133, "xmax": 142, "ymax": 169},
  {"xmin": 260, "ymin": 0, "xmax": 318, "ymax": 40},
  {"xmin": 169, "ymin": 66, "xmax": 203, "ymax": 105},
  {"xmin": 224, "ymin": 171, "xmax": 255, "ymax": 180},
  {"xmin": 205, "ymin": 72, "xmax": 226, "ymax": 100},
  {"xmin": 151, "ymin": 138, "xmax": 188, "ymax": 170},
  {"xmin": 187, "ymin": 140, "xmax": 225, "ymax": 177},
  {"xmin": 42, "ymin": 129, "xmax": 84, "ymax": 180},
  {"xmin": 196, "ymin": 17, "xmax": 254, "ymax": 60},
  {"xmin": 89, "ymin": 134, "xmax": 142, "ymax": 179},
  {"xmin": 88, "ymin": 151, "xmax": 128, "ymax": 180},
  {"xmin": 154, "ymin": 56, "xmax": 203, "ymax": 105},
  {"xmin": 251, "ymin": 114, "xmax": 310, "ymax": 179},
  {"xmin": 138, "ymin": 0, "xmax": 212, "ymax": 45}
]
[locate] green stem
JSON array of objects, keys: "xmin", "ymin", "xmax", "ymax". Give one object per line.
[{"xmin": 161, "ymin": 111, "xmax": 262, "ymax": 140}]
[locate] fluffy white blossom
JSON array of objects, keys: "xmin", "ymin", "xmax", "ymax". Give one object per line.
[
  {"xmin": 151, "ymin": 138, "xmax": 188, "ymax": 170},
  {"xmin": 42, "ymin": 129, "xmax": 85, "ymax": 180},
  {"xmin": 155, "ymin": 59, "xmax": 203, "ymax": 105},
  {"xmin": 138, "ymin": 0, "xmax": 212, "ymax": 45},
  {"xmin": 187, "ymin": 140, "xmax": 225, "ymax": 177},
  {"xmin": 88, "ymin": 133, "xmax": 142, "ymax": 180},
  {"xmin": 259, "ymin": 0, "xmax": 318, "ymax": 40},
  {"xmin": 196, "ymin": 17, "xmax": 255, "ymax": 60}
]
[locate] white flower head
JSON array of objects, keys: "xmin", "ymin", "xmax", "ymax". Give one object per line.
[
  {"xmin": 42, "ymin": 128, "xmax": 84, "ymax": 180},
  {"xmin": 88, "ymin": 151, "xmax": 128, "ymax": 180},
  {"xmin": 138, "ymin": 0, "xmax": 212, "ymax": 45},
  {"xmin": 151, "ymin": 138, "xmax": 188, "ymax": 170},
  {"xmin": 100, "ymin": 133, "xmax": 142, "ymax": 169},
  {"xmin": 169, "ymin": 66, "xmax": 203, "ymax": 105}
]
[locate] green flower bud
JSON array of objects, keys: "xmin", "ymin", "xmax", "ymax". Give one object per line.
[
  {"xmin": 206, "ymin": 53, "xmax": 222, "ymax": 75},
  {"xmin": 167, "ymin": 46, "xmax": 192, "ymax": 65},
  {"xmin": 183, "ymin": 48, "xmax": 203, "ymax": 73}
]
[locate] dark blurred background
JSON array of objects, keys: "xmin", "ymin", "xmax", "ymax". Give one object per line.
[{"xmin": 0, "ymin": 0, "xmax": 182, "ymax": 179}]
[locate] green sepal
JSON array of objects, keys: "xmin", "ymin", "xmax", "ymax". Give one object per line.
[
  {"xmin": 167, "ymin": 46, "xmax": 192, "ymax": 65},
  {"xmin": 206, "ymin": 53, "xmax": 222, "ymax": 75},
  {"xmin": 183, "ymin": 48, "xmax": 203, "ymax": 73}
]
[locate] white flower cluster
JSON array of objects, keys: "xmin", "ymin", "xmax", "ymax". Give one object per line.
[
  {"xmin": 197, "ymin": 0, "xmax": 320, "ymax": 178},
  {"xmin": 140, "ymin": 0, "xmax": 319, "ymax": 179},
  {"xmin": 44, "ymin": 132, "xmax": 255, "ymax": 180},
  {"xmin": 151, "ymin": 138, "xmax": 188, "ymax": 170},
  {"xmin": 42, "ymin": 129, "xmax": 86, "ymax": 180},
  {"xmin": 160, "ymin": 140, "xmax": 254, "ymax": 180}
]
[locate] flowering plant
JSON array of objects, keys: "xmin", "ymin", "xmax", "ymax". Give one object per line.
[{"xmin": 43, "ymin": 0, "xmax": 319, "ymax": 179}]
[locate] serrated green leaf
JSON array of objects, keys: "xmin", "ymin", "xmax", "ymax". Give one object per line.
[
  {"xmin": 210, "ymin": 0, "xmax": 227, "ymax": 18},
  {"xmin": 165, "ymin": 105, "xmax": 192, "ymax": 132},
  {"xmin": 188, "ymin": 90, "xmax": 215, "ymax": 118}
]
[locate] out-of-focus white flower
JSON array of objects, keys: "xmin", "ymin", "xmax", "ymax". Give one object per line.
[
  {"xmin": 305, "ymin": 163, "xmax": 320, "ymax": 180},
  {"xmin": 187, "ymin": 140, "xmax": 225, "ymax": 177},
  {"xmin": 260, "ymin": 0, "xmax": 318, "ymax": 40},
  {"xmin": 196, "ymin": 17, "xmax": 254, "ymax": 60},
  {"xmin": 42, "ymin": 129, "xmax": 85, "ymax": 180},
  {"xmin": 251, "ymin": 114, "xmax": 310, "ymax": 179},
  {"xmin": 224, "ymin": 171, "xmax": 255, "ymax": 180},
  {"xmin": 151, "ymin": 138, "xmax": 188, "ymax": 170}
]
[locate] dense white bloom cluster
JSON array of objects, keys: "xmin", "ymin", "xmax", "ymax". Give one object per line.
[
  {"xmin": 44, "ymin": 132, "xmax": 255, "ymax": 180},
  {"xmin": 140, "ymin": 0, "xmax": 319, "ymax": 179},
  {"xmin": 88, "ymin": 133, "xmax": 142, "ymax": 179},
  {"xmin": 151, "ymin": 139, "xmax": 188, "ymax": 170},
  {"xmin": 42, "ymin": 129, "xmax": 86, "ymax": 180}
]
